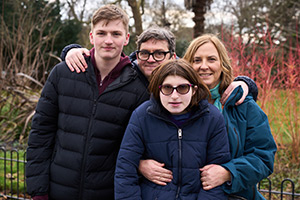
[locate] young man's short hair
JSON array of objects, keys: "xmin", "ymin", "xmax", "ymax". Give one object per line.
[{"xmin": 91, "ymin": 4, "xmax": 129, "ymax": 33}]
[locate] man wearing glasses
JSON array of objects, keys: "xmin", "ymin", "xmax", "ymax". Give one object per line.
[{"xmin": 130, "ymin": 27, "xmax": 177, "ymax": 87}]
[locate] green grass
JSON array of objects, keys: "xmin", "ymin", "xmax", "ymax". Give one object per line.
[{"xmin": 260, "ymin": 89, "xmax": 299, "ymax": 143}]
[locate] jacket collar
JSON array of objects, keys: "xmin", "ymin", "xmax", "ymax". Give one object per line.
[{"xmin": 84, "ymin": 56, "xmax": 137, "ymax": 94}]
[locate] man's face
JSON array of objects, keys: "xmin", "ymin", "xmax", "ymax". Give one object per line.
[
  {"xmin": 137, "ymin": 38, "xmax": 175, "ymax": 79},
  {"xmin": 89, "ymin": 19, "xmax": 129, "ymax": 62}
]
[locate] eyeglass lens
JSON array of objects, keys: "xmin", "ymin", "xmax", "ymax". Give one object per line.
[{"xmin": 160, "ymin": 84, "xmax": 192, "ymax": 95}]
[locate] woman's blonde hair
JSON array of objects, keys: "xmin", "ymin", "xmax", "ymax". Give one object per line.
[{"xmin": 183, "ymin": 34, "xmax": 233, "ymax": 95}]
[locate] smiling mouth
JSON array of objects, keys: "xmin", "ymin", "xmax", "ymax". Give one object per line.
[
  {"xmin": 145, "ymin": 66, "xmax": 157, "ymax": 69},
  {"xmin": 200, "ymin": 73, "xmax": 212, "ymax": 77}
]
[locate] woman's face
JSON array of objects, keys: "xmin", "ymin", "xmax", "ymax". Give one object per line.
[
  {"xmin": 159, "ymin": 75, "xmax": 195, "ymax": 115},
  {"xmin": 192, "ymin": 42, "xmax": 222, "ymax": 89}
]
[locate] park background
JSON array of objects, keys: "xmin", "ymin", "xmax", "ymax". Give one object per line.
[{"xmin": 0, "ymin": 0, "xmax": 299, "ymax": 199}]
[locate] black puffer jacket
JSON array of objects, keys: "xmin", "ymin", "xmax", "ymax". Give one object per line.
[{"xmin": 26, "ymin": 57, "xmax": 149, "ymax": 200}]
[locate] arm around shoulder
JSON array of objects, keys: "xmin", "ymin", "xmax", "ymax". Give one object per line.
[{"xmin": 60, "ymin": 44, "xmax": 82, "ymax": 61}]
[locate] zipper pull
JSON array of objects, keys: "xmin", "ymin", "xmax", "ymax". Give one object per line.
[
  {"xmin": 178, "ymin": 129, "xmax": 182, "ymax": 139},
  {"xmin": 100, "ymin": 80, "xmax": 103, "ymax": 87}
]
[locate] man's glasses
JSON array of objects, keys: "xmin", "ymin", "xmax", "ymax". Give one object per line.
[
  {"xmin": 159, "ymin": 84, "xmax": 193, "ymax": 96},
  {"xmin": 137, "ymin": 50, "xmax": 171, "ymax": 62}
]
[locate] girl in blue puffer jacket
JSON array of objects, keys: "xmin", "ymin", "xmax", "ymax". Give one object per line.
[{"xmin": 115, "ymin": 59, "xmax": 231, "ymax": 200}]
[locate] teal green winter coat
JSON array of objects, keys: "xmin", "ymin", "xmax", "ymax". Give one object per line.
[{"xmin": 221, "ymin": 86, "xmax": 277, "ymax": 199}]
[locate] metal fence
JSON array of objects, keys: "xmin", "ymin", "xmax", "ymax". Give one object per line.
[
  {"xmin": 0, "ymin": 147, "xmax": 29, "ymax": 200},
  {"xmin": 0, "ymin": 147, "xmax": 299, "ymax": 200}
]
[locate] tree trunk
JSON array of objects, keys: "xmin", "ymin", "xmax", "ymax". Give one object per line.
[
  {"xmin": 127, "ymin": 0, "xmax": 143, "ymax": 35},
  {"xmin": 192, "ymin": 2, "xmax": 205, "ymax": 38}
]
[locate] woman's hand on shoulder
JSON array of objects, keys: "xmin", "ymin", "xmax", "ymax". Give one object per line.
[{"xmin": 221, "ymin": 81, "xmax": 249, "ymax": 106}]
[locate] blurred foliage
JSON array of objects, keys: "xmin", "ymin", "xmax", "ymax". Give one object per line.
[
  {"xmin": 211, "ymin": 0, "xmax": 299, "ymax": 54},
  {"xmin": 0, "ymin": 0, "xmax": 83, "ymax": 144}
]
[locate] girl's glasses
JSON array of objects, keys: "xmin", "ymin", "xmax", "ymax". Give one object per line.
[{"xmin": 159, "ymin": 84, "xmax": 193, "ymax": 95}]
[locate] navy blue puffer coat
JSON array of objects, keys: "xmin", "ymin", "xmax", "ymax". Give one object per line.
[{"xmin": 115, "ymin": 98, "xmax": 231, "ymax": 200}]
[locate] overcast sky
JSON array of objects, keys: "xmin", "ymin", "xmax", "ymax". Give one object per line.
[{"xmin": 58, "ymin": 0, "xmax": 235, "ymax": 28}]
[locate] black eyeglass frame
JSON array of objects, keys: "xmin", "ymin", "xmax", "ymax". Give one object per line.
[
  {"xmin": 136, "ymin": 50, "xmax": 171, "ymax": 62},
  {"xmin": 159, "ymin": 84, "xmax": 194, "ymax": 96}
]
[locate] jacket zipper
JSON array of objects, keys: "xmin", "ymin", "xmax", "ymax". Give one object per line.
[
  {"xmin": 147, "ymin": 104, "xmax": 209, "ymax": 199},
  {"xmin": 175, "ymin": 128, "xmax": 182, "ymax": 199},
  {"xmin": 78, "ymin": 99, "xmax": 97, "ymax": 200}
]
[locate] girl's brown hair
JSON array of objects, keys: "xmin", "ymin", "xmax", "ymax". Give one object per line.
[{"xmin": 148, "ymin": 59, "xmax": 210, "ymax": 109}]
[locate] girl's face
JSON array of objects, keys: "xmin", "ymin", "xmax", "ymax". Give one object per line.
[
  {"xmin": 159, "ymin": 75, "xmax": 195, "ymax": 115},
  {"xmin": 192, "ymin": 42, "xmax": 222, "ymax": 89}
]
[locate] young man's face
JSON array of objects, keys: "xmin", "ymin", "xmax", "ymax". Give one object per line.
[
  {"xmin": 90, "ymin": 19, "xmax": 129, "ymax": 62},
  {"xmin": 137, "ymin": 39, "xmax": 175, "ymax": 79}
]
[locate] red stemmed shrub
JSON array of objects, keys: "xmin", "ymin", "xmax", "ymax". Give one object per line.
[{"xmin": 220, "ymin": 26, "xmax": 299, "ymax": 196}]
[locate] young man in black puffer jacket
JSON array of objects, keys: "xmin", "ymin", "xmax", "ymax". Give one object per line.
[{"xmin": 25, "ymin": 4, "xmax": 149, "ymax": 200}]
